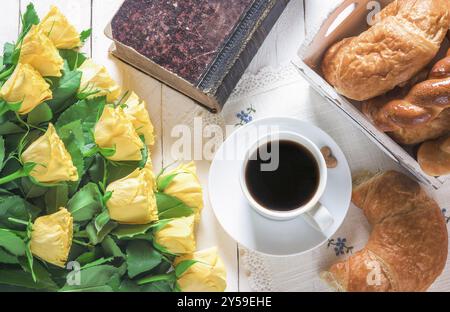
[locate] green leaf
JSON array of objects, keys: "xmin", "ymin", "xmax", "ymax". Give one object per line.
[
  {"xmin": 0, "ymin": 229, "xmax": 26, "ymax": 256},
  {"xmin": 81, "ymin": 257, "xmax": 114, "ymax": 270},
  {"xmin": 140, "ymin": 280, "xmax": 175, "ymax": 292},
  {"xmin": 118, "ymin": 279, "xmax": 141, "ymax": 292},
  {"xmin": 0, "ymin": 136, "xmax": 4, "ymax": 170},
  {"xmin": 47, "ymin": 61, "xmax": 82, "ymax": 114},
  {"xmin": 126, "ymin": 241, "xmax": 162, "ymax": 279},
  {"xmin": 0, "ymin": 247, "xmax": 18, "ymax": 264},
  {"xmin": 21, "ymin": 3, "xmax": 39, "ymax": 37},
  {"xmin": 101, "ymin": 235, "xmax": 125, "ymax": 259},
  {"xmin": 59, "ymin": 265, "xmax": 122, "ymax": 292},
  {"xmin": 59, "ymin": 50, "xmax": 87, "ymax": 70},
  {"xmin": 86, "ymin": 221, "xmax": 117, "ymax": 245},
  {"xmin": 175, "ymin": 260, "xmax": 198, "ymax": 278},
  {"xmin": 27, "ymin": 103, "xmax": 53, "ymax": 126},
  {"xmin": 157, "ymin": 172, "xmax": 182, "ymax": 192},
  {"xmin": 137, "ymin": 273, "xmax": 176, "ymax": 286},
  {"xmin": 156, "ymin": 193, "xmax": 194, "ymax": 219},
  {"xmin": 112, "ymin": 223, "xmax": 154, "ymax": 240},
  {"xmin": 0, "ymin": 195, "xmax": 38, "ymax": 229},
  {"xmin": 95, "ymin": 209, "xmax": 110, "ymax": 232},
  {"xmin": 0, "ymin": 269, "xmax": 56, "ymax": 290},
  {"xmin": 20, "ymin": 177, "xmax": 48, "ymax": 199},
  {"xmin": 75, "ymin": 250, "xmax": 99, "ymax": 266},
  {"xmin": 99, "ymin": 146, "xmax": 116, "ymax": 158},
  {"xmin": 67, "ymin": 183, "xmax": 102, "ymax": 222},
  {"xmin": 2, "ymin": 42, "xmax": 17, "ymax": 66},
  {"xmin": 79, "ymin": 29, "xmax": 92, "ymax": 44},
  {"xmin": 0, "ymin": 121, "xmax": 24, "ymax": 136},
  {"xmin": 57, "ymin": 119, "xmax": 85, "ymax": 147},
  {"xmin": 44, "ymin": 184, "xmax": 69, "ymax": 214},
  {"xmin": 55, "ymin": 97, "xmax": 104, "ymax": 145}
]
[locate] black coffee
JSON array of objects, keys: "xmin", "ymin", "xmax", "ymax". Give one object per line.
[{"xmin": 245, "ymin": 140, "xmax": 320, "ymax": 211}]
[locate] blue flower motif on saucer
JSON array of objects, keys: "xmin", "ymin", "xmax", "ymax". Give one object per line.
[
  {"xmin": 328, "ymin": 237, "xmax": 354, "ymax": 256},
  {"xmin": 235, "ymin": 105, "xmax": 256, "ymax": 126}
]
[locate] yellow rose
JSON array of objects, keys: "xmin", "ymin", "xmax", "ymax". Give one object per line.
[
  {"xmin": 19, "ymin": 25, "xmax": 64, "ymax": 77},
  {"xmin": 175, "ymin": 247, "xmax": 227, "ymax": 292},
  {"xmin": 94, "ymin": 106, "xmax": 144, "ymax": 161},
  {"xmin": 38, "ymin": 6, "xmax": 81, "ymax": 49},
  {"xmin": 30, "ymin": 208, "xmax": 73, "ymax": 268},
  {"xmin": 78, "ymin": 59, "xmax": 121, "ymax": 102},
  {"xmin": 0, "ymin": 63, "xmax": 52, "ymax": 114},
  {"xmin": 154, "ymin": 215, "xmax": 196, "ymax": 254},
  {"xmin": 106, "ymin": 168, "xmax": 158, "ymax": 225},
  {"xmin": 123, "ymin": 92, "xmax": 155, "ymax": 146},
  {"xmin": 162, "ymin": 162, "xmax": 203, "ymax": 222},
  {"xmin": 22, "ymin": 123, "xmax": 79, "ymax": 183}
]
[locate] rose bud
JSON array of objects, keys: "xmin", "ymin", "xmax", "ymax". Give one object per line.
[
  {"xmin": 0, "ymin": 63, "xmax": 52, "ymax": 114},
  {"xmin": 154, "ymin": 215, "xmax": 196, "ymax": 254},
  {"xmin": 30, "ymin": 208, "xmax": 73, "ymax": 268},
  {"xmin": 162, "ymin": 162, "xmax": 203, "ymax": 223},
  {"xmin": 22, "ymin": 123, "xmax": 79, "ymax": 183},
  {"xmin": 123, "ymin": 92, "xmax": 155, "ymax": 146},
  {"xmin": 78, "ymin": 58, "xmax": 121, "ymax": 102},
  {"xmin": 19, "ymin": 25, "xmax": 64, "ymax": 77},
  {"xmin": 38, "ymin": 5, "xmax": 81, "ymax": 49},
  {"xmin": 106, "ymin": 168, "xmax": 158, "ymax": 225},
  {"xmin": 175, "ymin": 247, "xmax": 227, "ymax": 292},
  {"xmin": 94, "ymin": 105, "xmax": 144, "ymax": 161}
]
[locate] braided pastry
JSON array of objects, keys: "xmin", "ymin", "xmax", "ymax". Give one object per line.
[
  {"xmin": 418, "ymin": 134, "xmax": 450, "ymax": 176},
  {"xmin": 322, "ymin": 171, "xmax": 448, "ymax": 292},
  {"xmin": 363, "ymin": 48, "xmax": 450, "ymax": 132},
  {"xmin": 390, "ymin": 108, "xmax": 450, "ymax": 145}
]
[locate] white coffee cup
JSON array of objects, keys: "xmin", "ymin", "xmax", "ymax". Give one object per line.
[{"xmin": 239, "ymin": 131, "xmax": 334, "ymax": 233}]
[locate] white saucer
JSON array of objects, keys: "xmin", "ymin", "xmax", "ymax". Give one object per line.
[{"xmin": 208, "ymin": 117, "xmax": 352, "ymax": 256}]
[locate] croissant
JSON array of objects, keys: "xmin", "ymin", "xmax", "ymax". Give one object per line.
[
  {"xmin": 321, "ymin": 171, "xmax": 448, "ymax": 292},
  {"xmin": 363, "ymin": 49, "xmax": 450, "ymax": 132},
  {"xmin": 418, "ymin": 135, "xmax": 450, "ymax": 176},
  {"xmin": 322, "ymin": 0, "xmax": 450, "ymax": 101}
]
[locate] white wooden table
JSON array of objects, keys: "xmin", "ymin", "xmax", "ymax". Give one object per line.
[{"xmin": 0, "ymin": 0, "xmax": 340, "ymax": 292}]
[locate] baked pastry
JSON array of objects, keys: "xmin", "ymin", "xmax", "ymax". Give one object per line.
[
  {"xmin": 322, "ymin": 0, "xmax": 450, "ymax": 101},
  {"xmin": 389, "ymin": 108, "xmax": 450, "ymax": 145},
  {"xmin": 418, "ymin": 135, "xmax": 450, "ymax": 176},
  {"xmin": 322, "ymin": 171, "xmax": 448, "ymax": 292},
  {"xmin": 363, "ymin": 49, "xmax": 450, "ymax": 132}
]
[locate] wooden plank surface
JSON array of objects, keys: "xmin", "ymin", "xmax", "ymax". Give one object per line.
[{"xmin": 0, "ymin": 0, "xmax": 19, "ymax": 48}]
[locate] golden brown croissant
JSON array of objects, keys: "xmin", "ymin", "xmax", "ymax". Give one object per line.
[
  {"xmin": 322, "ymin": 171, "xmax": 448, "ymax": 292},
  {"xmin": 363, "ymin": 49, "xmax": 450, "ymax": 132},
  {"xmin": 322, "ymin": 0, "xmax": 450, "ymax": 101},
  {"xmin": 418, "ymin": 135, "xmax": 450, "ymax": 176}
]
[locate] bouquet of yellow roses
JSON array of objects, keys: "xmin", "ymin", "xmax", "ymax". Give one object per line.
[{"xmin": 0, "ymin": 3, "xmax": 226, "ymax": 292}]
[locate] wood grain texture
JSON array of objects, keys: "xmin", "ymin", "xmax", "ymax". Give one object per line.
[
  {"xmin": 247, "ymin": 0, "xmax": 305, "ymax": 73},
  {"xmin": 0, "ymin": 0, "xmax": 19, "ymax": 49}
]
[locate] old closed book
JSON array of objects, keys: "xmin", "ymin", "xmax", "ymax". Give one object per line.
[{"xmin": 105, "ymin": 0, "xmax": 289, "ymax": 112}]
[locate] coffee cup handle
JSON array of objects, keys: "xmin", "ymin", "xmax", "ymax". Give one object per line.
[{"xmin": 303, "ymin": 203, "xmax": 334, "ymax": 233}]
